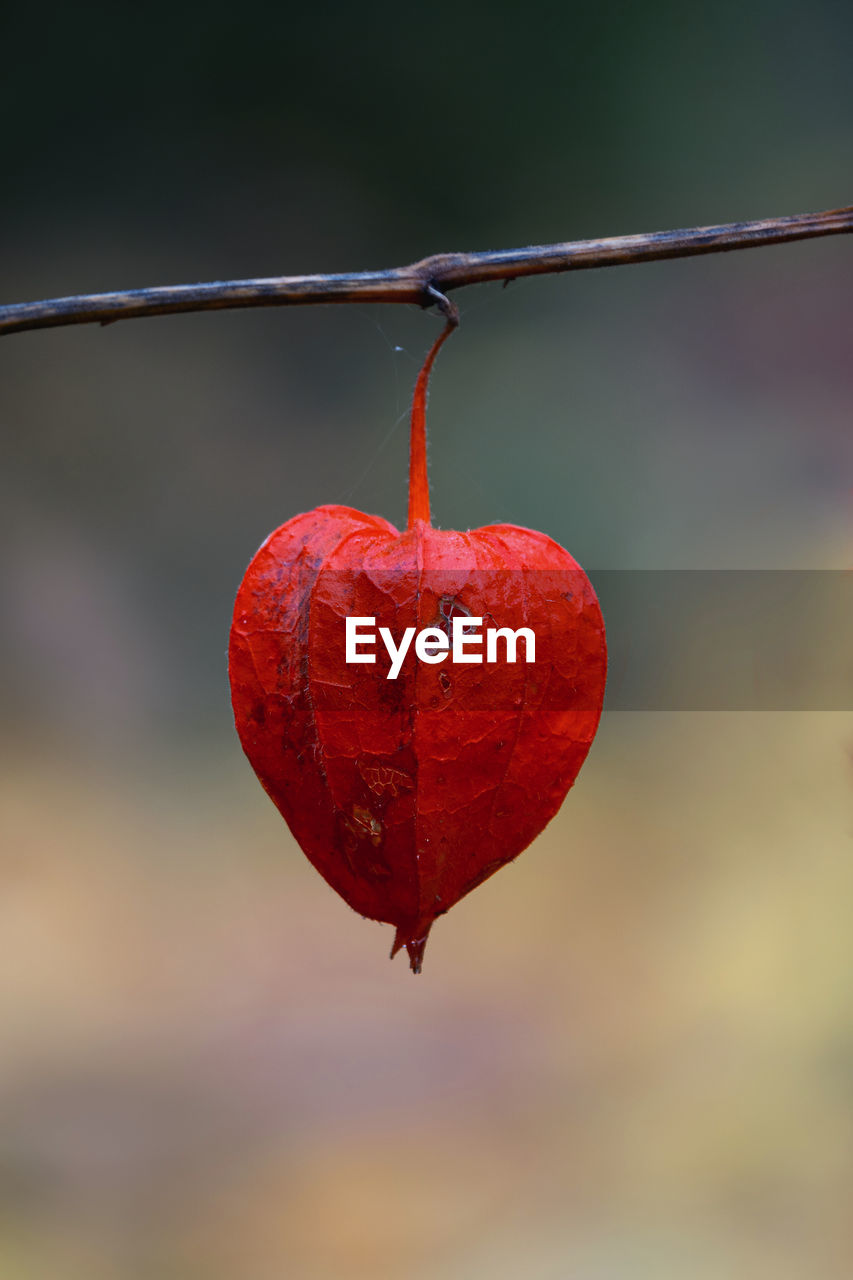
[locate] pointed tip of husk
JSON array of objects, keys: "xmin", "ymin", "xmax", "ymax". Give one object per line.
[{"xmin": 390, "ymin": 920, "xmax": 434, "ymax": 974}]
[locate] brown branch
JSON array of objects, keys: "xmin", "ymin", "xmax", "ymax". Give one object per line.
[{"xmin": 2, "ymin": 205, "xmax": 852, "ymax": 337}]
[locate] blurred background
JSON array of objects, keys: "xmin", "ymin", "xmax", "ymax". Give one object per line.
[{"xmin": 2, "ymin": 1, "xmax": 853, "ymax": 1276}]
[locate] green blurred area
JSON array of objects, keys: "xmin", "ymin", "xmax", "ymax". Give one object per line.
[{"xmin": 1, "ymin": 1, "xmax": 853, "ymax": 1276}]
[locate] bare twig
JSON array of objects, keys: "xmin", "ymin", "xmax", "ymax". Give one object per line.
[{"xmin": 1, "ymin": 205, "xmax": 852, "ymax": 337}]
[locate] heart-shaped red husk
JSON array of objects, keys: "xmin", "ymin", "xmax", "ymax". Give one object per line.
[{"xmin": 229, "ymin": 319, "xmax": 607, "ymax": 971}]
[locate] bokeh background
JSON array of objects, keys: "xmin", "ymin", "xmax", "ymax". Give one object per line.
[{"xmin": 2, "ymin": 2, "xmax": 853, "ymax": 1276}]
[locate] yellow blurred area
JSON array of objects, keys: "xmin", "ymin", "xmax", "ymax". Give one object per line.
[{"xmin": 1, "ymin": 712, "xmax": 851, "ymax": 1279}]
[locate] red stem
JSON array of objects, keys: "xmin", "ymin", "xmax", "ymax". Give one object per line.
[{"xmin": 407, "ymin": 317, "xmax": 457, "ymax": 529}]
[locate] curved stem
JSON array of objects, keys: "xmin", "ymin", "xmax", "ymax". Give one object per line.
[
  {"xmin": 1, "ymin": 204, "xmax": 852, "ymax": 336},
  {"xmin": 407, "ymin": 298, "xmax": 459, "ymax": 529}
]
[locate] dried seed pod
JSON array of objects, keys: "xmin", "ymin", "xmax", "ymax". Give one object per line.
[{"xmin": 229, "ymin": 321, "xmax": 606, "ymax": 971}]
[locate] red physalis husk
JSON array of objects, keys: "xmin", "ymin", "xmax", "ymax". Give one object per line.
[{"xmin": 229, "ymin": 320, "xmax": 607, "ymax": 972}]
